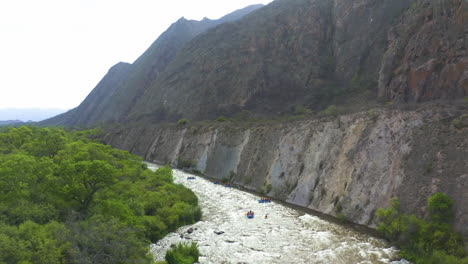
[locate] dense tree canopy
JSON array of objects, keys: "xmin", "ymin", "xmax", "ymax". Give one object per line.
[{"xmin": 0, "ymin": 126, "xmax": 201, "ymax": 263}]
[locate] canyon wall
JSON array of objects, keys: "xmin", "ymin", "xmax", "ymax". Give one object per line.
[{"xmin": 103, "ymin": 107, "xmax": 468, "ymax": 238}]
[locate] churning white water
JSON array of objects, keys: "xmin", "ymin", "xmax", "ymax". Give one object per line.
[{"xmin": 148, "ymin": 165, "xmax": 404, "ymax": 264}]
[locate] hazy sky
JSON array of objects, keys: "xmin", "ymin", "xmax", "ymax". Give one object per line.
[{"xmin": 0, "ymin": 0, "xmax": 273, "ymax": 110}]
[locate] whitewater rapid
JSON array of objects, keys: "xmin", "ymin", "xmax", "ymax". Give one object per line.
[{"xmin": 148, "ymin": 165, "xmax": 403, "ymax": 264}]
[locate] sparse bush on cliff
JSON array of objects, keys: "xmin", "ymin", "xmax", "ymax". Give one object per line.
[
  {"xmin": 337, "ymin": 213, "xmax": 348, "ymax": 223},
  {"xmin": 322, "ymin": 105, "xmax": 338, "ymax": 117},
  {"xmin": 177, "ymin": 157, "xmax": 196, "ymax": 169},
  {"xmin": 452, "ymin": 114, "xmax": 468, "ymax": 129},
  {"xmin": 294, "ymin": 104, "xmax": 313, "ymax": 115},
  {"xmin": 367, "ymin": 108, "xmax": 379, "ymax": 120},
  {"xmin": 192, "ymin": 169, "xmax": 204, "ymax": 176},
  {"xmin": 464, "ymin": 97, "xmax": 468, "ymax": 104},
  {"xmin": 376, "ymin": 193, "xmax": 467, "ymax": 263},
  {"xmin": 233, "ymin": 110, "xmax": 252, "ymax": 122},
  {"xmin": 216, "ymin": 116, "xmax": 229, "ymax": 122},
  {"xmin": 178, "ymin": 118, "xmax": 190, "ymax": 125},
  {"xmin": 453, "ymin": 119, "xmax": 462, "ymax": 129}
]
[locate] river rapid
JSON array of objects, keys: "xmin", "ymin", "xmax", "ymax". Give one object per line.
[{"xmin": 148, "ymin": 165, "xmax": 405, "ymax": 264}]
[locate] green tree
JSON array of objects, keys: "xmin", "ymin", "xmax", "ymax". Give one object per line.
[
  {"xmin": 376, "ymin": 194, "xmax": 466, "ymax": 263},
  {"xmin": 55, "ymin": 160, "xmax": 117, "ymax": 212}
]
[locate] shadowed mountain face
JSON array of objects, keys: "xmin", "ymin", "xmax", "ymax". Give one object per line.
[
  {"xmin": 44, "ymin": 4, "xmax": 264, "ymax": 126},
  {"xmin": 43, "ymin": 0, "xmax": 467, "ymax": 126}
]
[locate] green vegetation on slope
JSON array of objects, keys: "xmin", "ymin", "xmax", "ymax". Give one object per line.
[
  {"xmin": 165, "ymin": 242, "xmax": 200, "ymax": 264},
  {"xmin": 0, "ymin": 126, "xmax": 201, "ymax": 263},
  {"xmin": 376, "ymin": 193, "xmax": 467, "ymax": 263}
]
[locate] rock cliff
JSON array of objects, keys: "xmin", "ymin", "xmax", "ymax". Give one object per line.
[{"xmin": 103, "ymin": 106, "xmax": 468, "ymax": 239}]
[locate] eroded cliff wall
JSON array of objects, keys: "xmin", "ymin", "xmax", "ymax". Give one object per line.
[{"xmin": 103, "ymin": 107, "xmax": 468, "ymax": 238}]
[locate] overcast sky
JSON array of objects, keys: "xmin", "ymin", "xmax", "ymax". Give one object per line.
[{"xmin": 0, "ymin": 0, "xmax": 273, "ymax": 110}]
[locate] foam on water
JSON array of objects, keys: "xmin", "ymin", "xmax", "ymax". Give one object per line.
[{"xmin": 148, "ymin": 165, "xmax": 405, "ymax": 264}]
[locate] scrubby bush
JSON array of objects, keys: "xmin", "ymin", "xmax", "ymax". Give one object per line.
[
  {"xmin": 322, "ymin": 105, "xmax": 338, "ymax": 117},
  {"xmin": 453, "ymin": 115, "xmax": 468, "ymax": 129},
  {"xmin": 177, "ymin": 157, "xmax": 196, "ymax": 169},
  {"xmin": 367, "ymin": 108, "xmax": 379, "ymax": 120},
  {"xmin": 165, "ymin": 242, "xmax": 199, "ymax": 264},
  {"xmin": 233, "ymin": 110, "xmax": 252, "ymax": 121},
  {"xmin": 453, "ymin": 118, "xmax": 462, "ymax": 129},
  {"xmin": 177, "ymin": 119, "xmax": 190, "ymax": 125},
  {"xmin": 294, "ymin": 105, "xmax": 312, "ymax": 115},
  {"xmin": 216, "ymin": 116, "xmax": 229, "ymax": 122}
]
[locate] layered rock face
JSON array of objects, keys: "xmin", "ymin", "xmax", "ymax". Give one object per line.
[
  {"xmin": 378, "ymin": 0, "xmax": 468, "ymax": 102},
  {"xmin": 103, "ymin": 107, "xmax": 468, "ymax": 239}
]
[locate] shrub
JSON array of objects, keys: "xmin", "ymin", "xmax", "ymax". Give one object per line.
[
  {"xmin": 453, "ymin": 118, "xmax": 462, "ymax": 129},
  {"xmin": 322, "ymin": 105, "xmax": 338, "ymax": 117},
  {"xmin": 264, "ymin": 183, "xmax": 272, "ymax": 194},
  {"xmin": 233, "ymin": 110, "xmax": 252, "ymax": 121},
  {"xmin": 367, "ymin": 108, "xmax": 379, "ymax": 120},
  {"xmin": 216, "ymin": 116, "xmax": 229, "ymax": 122},
  {"xmin": 294, "ymin": 105, "xmax": 312, "ymax": 115},
  {"xmin": 453, "ymin": 115, "xmax": 468, "ymax": 129},
  {"xmin": 165, "ymin": 242, "xmax": 199, "ymax": 264},
  {"xmin": 192, "ymin": 169, "xmax": 203, "ymax": 176},
  {"xmin": 177, "ymin": 119, "xmax": 190, "ymax": 125},
  {"xmin": 464, "ymin": 97, "xmax": 468, "ymax": 104},
  {"xmin": 221, "ymin": 177, "xmax": 230, "ymax": 183},
  {"xmin": 177, "ymin": 158, "xmax": 196, "ymax": 169},
  {"xmin": 337, "ymin": 213, "xmax": 348, "ymax": 223}
]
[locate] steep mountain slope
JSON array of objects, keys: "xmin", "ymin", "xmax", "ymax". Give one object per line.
[
  {"xmin": 43, "ymin": 4, "xmax": 264, "ymax": 126},
  {"xmin": 130, "ymin": 0, "xmax": 413, "ymax": 122},
  {"xmin": 47, "ymin": 0, "xmax": 466, "ymax": 126},
  {"xmin": 378, "ymin": 0, "xmax": 468, "ymax": 101}
]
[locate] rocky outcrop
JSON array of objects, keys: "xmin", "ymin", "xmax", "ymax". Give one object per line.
[
  {"xmin": 378, "ymin": 0, "xmax": 468, "ymax": 102},
  {"xmin": 103, "ymin": 106, "xmax": 468, "ymax": 239}
]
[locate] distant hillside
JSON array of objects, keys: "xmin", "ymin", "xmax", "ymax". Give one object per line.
[
  {"xmin": 0, "ymin": 108, "xmax": 66, "ymax": 122},
  {"xmin": 0, "ymin": 120, "xmax": 25, "ymax": 126},
  {"xmin": 43, "ymin": 0, "xmax": 467, "ymax": 126}
]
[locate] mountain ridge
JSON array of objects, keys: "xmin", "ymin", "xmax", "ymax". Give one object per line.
[{"xmin": 43, "ymin": 4, "xmax": 265, "ymax": 126}]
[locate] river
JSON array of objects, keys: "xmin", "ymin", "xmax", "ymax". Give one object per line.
[{"xmin": 148, "ymin": 165, "xmax": 405, "ymax": 264}]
